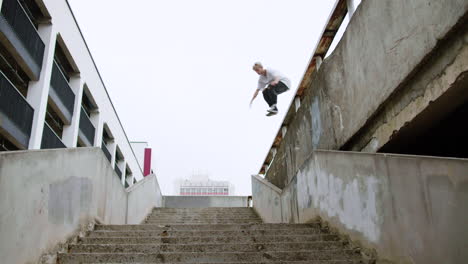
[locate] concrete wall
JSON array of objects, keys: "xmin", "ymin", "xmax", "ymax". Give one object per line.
[
  {"xmin": 163, "ymin": 196, "xmax": 249, "ymax": 208},
  {"xmin": 127, "ymin": 173, "xmax": 163, "ymax": 224},
  {"xmin": 265, "ymin": 0, "xmax": 468, "ymax": 188},
  {"xmin": 253, "ymin": 150, "xmax": 468, "ymax": 264},
  {"xmin": 0, "ymin": 148, "xmax": 163, "ymax": 264},
  {"xmin": 251, "ymin": 175, "xmax": 282, "ymax": 223}
]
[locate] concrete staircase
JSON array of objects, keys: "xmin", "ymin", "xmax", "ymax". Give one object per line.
[{"xmin": 58, "ymin": 207, "xmax": 373, "ymax": 263}]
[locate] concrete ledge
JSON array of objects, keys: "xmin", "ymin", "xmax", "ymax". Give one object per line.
[
  {"xmin": 163, "ymin": 196, "xmax": 249, "ymax": 208},
  {"xmin": 253, "ymin": 150, "xmax": 468, "ymax": 264},
  {"xmin": 0, "ymin": 148, "xmax": 163, "ymax": 264},
  {"xmin": 251, "ymin": 175, "xmax": 283, "ymax": 223}
]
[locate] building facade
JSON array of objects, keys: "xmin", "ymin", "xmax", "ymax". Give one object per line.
[
  {"xmin": 0, "ymin": 0, "xmax": 146, "ymax": 187},
  {"xmin": 179, "ymin": 174, "xmax": 233, "ymax": 196}
]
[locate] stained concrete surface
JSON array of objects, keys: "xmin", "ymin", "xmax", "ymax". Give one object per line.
[
  {"xmin": 251, "ymin": 175, "xmax": 282, "ymax": 223},
  {"xmin": 0, "ymin": 147, "xmax": 163, "ymax": 264},
  {"xmin": 127, "ymin": 174, "xmax": 163, "ymax": 224},
  {"xmin": 253, "ymin": 150, "xmax": 468, "ymax": 264},
  {"xmin": 265, "ymin": 0, "xmax": 468, "ymax": 188},
  {"xmin": 58, "ymin": 207, "xmax": 375, "ymax": 263}
]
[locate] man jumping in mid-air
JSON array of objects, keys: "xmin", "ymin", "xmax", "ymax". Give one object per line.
[{"xmin": 250, "ymin": 62, "xmax": 291, "ymax": 116}]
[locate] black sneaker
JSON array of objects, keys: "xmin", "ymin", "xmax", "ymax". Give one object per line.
[{"xmin": 267, "ymin": 106, "xmax": 278, "ymax": 113}]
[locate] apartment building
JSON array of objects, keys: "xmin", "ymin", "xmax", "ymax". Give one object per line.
[
  {"xmin": 0, "ymin": 0, "xmax": 145, "ymax": 187},
  {"xmin": 179, "ymin": 174, "xmax": 234, "ymax": 196}
]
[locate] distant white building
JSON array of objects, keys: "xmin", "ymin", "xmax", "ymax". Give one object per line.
[{"xmin": 179, "ymin": 174, "xmax": 235, "ymax": 196}]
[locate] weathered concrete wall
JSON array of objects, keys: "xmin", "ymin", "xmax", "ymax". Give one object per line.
[
  {"xmin": 127, "ymin": 174, "xmax": 163, "ymax": 224},
  {"xmin": 254, "ymin": 150, "xmax": 468, "ymax": 264},
  {"xmin": 265, "ymin": 0, "xmax": 468, "ymax": 188},
  {"xmin": 163, "ymin": 196, "xmax": 249, "ymax": 208},
  {"xmin": 0, "ymin": 148, "xmax": 163, "ymax": 264},
  {"xmin": 349, "ymin": 14, "xmax": 468, "ymax": 153},
  {"xmin": 251, "ymin": 175, "xmax": 282, "ymax": 223}
]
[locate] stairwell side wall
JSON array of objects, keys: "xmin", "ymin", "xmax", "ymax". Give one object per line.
[
  {"xmin": 0, "ymin": 148, "xmax": 161, "ymax": 264},
  {"xmin": 251, "ymin": 175, "xmax": 283, "ymax": 223},
  {"xmin": 127, "ymin": 173, "xmax": 163, "ymax": 224},
  {"xmin": 253, "ymin": 150, "xmax": 468, "ymax": 264}
]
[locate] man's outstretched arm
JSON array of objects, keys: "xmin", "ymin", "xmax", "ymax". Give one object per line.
[{"xmin": 250, "ymin": 89, "xmax": 260, "ymax": 107}]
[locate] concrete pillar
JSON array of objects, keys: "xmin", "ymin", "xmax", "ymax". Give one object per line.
[
  {"xmin": 62, "ymin": 77, "xmax": 83, "ymax": 147},
  {"xmin": 107, "ymin": 140, "xmax": 116, "ymax": 168},
  {"xmin": 294, "ymin": 97, "xmax": 301, "ymax": 112},
  {"xmin": 143, "ymin": 148, "xmax": 152, "ymax": 176},
  {"xmin": 315, "ymin": 56, "xmax": 323, "ymax": 70},
  {"xmin": 281, "ymin": 126, "xmax": 288, "ymax": 137},
  {"xmin": 270, "ymin": 147, "xmax": 277, "ymax": 157},
  {"xmin": 347, "ymin": 0, "xmax": 355, "ymax": 19},
  {"xmin": 125, "ymin": 172, "xmax": 133, "ymax": 188},
  {"xmin": 129, "ymin": 175, "xmax": 135, "ymax": 187},
  {"xmin": 117, "ymin": 160, "xmax": 126, "ymax": 185},
  {"xmin": 91, "ymin": 112, "xmax": 102, "ymax": 147},
  {"xmin": 27, "ymin": 24, "xmax": 56, "ymax": 149}
]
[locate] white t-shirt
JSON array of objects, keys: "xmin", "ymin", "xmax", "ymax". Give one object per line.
[{"xmin": 257, "ymin": 68, "xmax": 291, "ymax": 91}]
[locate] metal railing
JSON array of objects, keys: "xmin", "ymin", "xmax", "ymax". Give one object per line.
[
  {"xmin": 41, "ymin": 122, "xmax": 65, "ymax": 149},
  {"xmin": 79, "ymin": 106, "xmax": 95, "ymax": 146},
  {"xmin": 0, "ymin": 0, "xmax": 45, "ymax": 67},
  {"xmin": 115, "ymin": 166, "xmax": 122, "ymax": 179},
  {"xmin": 0, "ymin": 71, "xmax": 34, "ymax": 145},
  {"xmin": 50, "ymin": 61, "xmax": 75, "ymax": 117},
  {"xmin": 101, "ymin": 141, "xmax": 111, "ymax": 162}
]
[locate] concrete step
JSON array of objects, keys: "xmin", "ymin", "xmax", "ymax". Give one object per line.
[
  {"xmin": 150, "ymin": 209, "xmax": 256, "ymax": 216},
  {"xmin": 80, "ymin": 234, "xmax": 341, "ymax": 245},
  {"xmin": 147, "ymin": 215, "xmax": 261, "ymax": 219},
  {"xmin": 144, "ymin": 220, "xmax": 263, "ymax": 225},
  {"xmin": 146, "ymin": 215, "xmax": 260, "ymax": 220},
  {"xmin": 146, "ymin": 216, "xmax": 262, "ymax": 222},
  {"xmin": 152, "ymin": 208, "xmax": 253, "ymax": 211},
  {"xmin": 69, "ymin": 242, "xmax": 347, "ymax": 253},
  {"xmin": 94, "ymin": 223, "xmax": 319, "ymax": 231},
  {"xmin": 87, "ymin": 229, "xmax": 322, "ymax": 238},
  {"xmin": 60, "ymin": 262, "xmax": 365, "ymax": 264},
  {"xmin": 58, "ymin": 250, "xmax": 363, "ymax": 263},
  {"xmin": 148, "ymin": 212, "xmax": 258, "ymax": 216},
  {"xmin": 149, "ymin": 211, "xmax": 255, "ymax": 215}
]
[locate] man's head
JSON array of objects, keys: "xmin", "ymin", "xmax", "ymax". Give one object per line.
[{"xmin": 253, "ymin": 62, "xmax": 266, "ymax": 76}]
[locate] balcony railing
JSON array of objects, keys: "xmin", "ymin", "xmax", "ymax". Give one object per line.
[
  {"xmin": 49, "ymin": 61, "xmax": 75, "ymax": 123},
  {"xmin": 79, "ymin": 107, "xmax": 95, "ymax": 146},
  {"xmin": 0, "ymin": 0, "xmax": 45, "ymax": 78},
  {"xmin": 0, "ymin": 71, "xmax": 34, "ymax": 148},
  {"xmin": 101, "ymin": 141, "xmax": 111, "ymax": 162},
  {"xmin": 41, "ymin": 122, "xmax": 65, "ymax": 149}
]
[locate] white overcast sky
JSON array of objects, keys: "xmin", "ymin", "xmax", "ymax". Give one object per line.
[{"xmin": 68, "ymin": 0, "xmax": 359, "ymax": 195}]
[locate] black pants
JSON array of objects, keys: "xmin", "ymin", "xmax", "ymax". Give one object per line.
[{"xmin": 262, "ymin": 81, "xmax": 289, "ymax": 107}]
